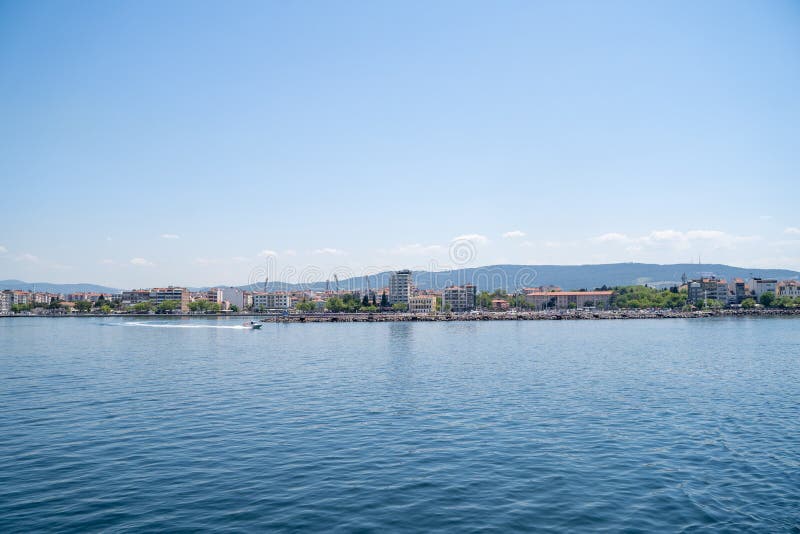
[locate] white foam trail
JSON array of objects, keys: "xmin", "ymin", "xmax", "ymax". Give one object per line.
[{"xmin": 121, "ymin": 321, "xmax": 251, "ymax": 330}]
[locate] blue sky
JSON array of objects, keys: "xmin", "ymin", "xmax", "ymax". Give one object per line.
[{"xmin": 1, "ymin": 0, "xmax": 799, "ymax": 288}]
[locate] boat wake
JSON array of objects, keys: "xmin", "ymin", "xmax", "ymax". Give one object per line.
[{"xmin": 121, "ymin": 322, "xmax": 252, "ymax": 330}]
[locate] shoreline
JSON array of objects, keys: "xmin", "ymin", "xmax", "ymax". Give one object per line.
[{"xmin": 3, "ymin": 308, "xmax": 800, "ymax": 322}]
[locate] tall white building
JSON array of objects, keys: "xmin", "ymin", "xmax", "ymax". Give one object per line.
[
  {"xmin": 0, "ymin": 291, "xmax": 12, "ymax": 315},
  {"xmin": 748, "ymin": 278, "xmax": 777, "ymax": 298},
  {"xmin": 389, "ymin": 270, "xmax": 412, "ymax": 306}
]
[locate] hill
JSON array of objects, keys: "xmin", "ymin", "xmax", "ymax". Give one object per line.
[{"xmin": 238, "ymin": 263, "xmax": 800, "ymax": 293}]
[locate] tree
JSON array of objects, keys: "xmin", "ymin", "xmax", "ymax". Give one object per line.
[
  {"xmin": 296, "ymin": 300, "xmax": 316, "ymax": 312},
  {"xmin": 759, "ymin": 291, "xmax": 775, "ymax": 307},
  {"xmin": 48, "ymin": 298, "xmax": 62, "ymax": 310},
  {"xmin": 229, "ymin": 304, "xmax": 239, "ymax": 313},
  {"xmin": 391, "ymin": 302, "xmax": 407, "ymax": 312},
  {"xmin": 774, "ymin": 296, "xmax": 795, "ymax": 309},
  {"xmin": 157, "ymin": 300, "xmax": 180, "ymax": 314},
  {"xmin": 132, "ymin": 301, "xmax": 153, "ymax": 313},
  {"xmin": 326, "ymin": 296, "xmax": 345, "ymax": 312},
  {"xmin": 371, "ymin": 294, "xmax": 377, "ymax": 307},
  {"xmin": 75, "ymin": 300, "xmax": 93, "ymax": 313},
  {"xmin": 99, "ymin": 304, "xmax": 112, "ymax": 314},
  {"xmin": 362, "ymin": 294, "xmax": 370, "ymax": 307},
  {"xmin": 93, "ymin": 296, "xmax": 107, "ymax": 308},
  {"xmin": 380, "ymin": 291, "xmax": 389, "ymax": 309},
  {"xmin": 741, "ymin": 298, "xmax": 756, "ymax": 309}
]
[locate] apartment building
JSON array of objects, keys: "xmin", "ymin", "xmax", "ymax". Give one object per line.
[
  {"xmin": 252, "ymin": 292, "xmax": 292, "ymax": 310},
  {"xmin": 748, "ymin": 278, "xmax": 777, "ymax": 299},
  {"xmin": 443, "ymin": 285, "xmax": 477, "ymax": 312},
  {"xmin": 389, "ymin": 270, "xmax": 413, "ymax": 306},
  {"xmin": 0, "ymin": 291, "xmax": 12, "ymax": 314},
  {"xmin": 408, "ymin": 295, "xmax": 436, "ymax": 313},
  {"xmin": 777, "ymin": 280, "xmax": 800, "ymax": 298},
  {"xmin": 151, "ymin": 287, "xmax": 190, "ymax": 312},
  {"xmin": 687, "ymin": 278, "xmax": 730, "ymax": 305}
]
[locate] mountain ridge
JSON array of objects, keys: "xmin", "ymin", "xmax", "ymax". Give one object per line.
[{"xmin": 4, "ymin": 263, "xmax": 798, "ymax": 295}]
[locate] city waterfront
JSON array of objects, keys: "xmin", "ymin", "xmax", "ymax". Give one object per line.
[{"xmin": 1, "ymin": 317, "xmax": 798, "ymax": 531}]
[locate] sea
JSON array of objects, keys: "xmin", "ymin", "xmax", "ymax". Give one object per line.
[{"xmin": 1, "ymin": 317, "xmax": 798, "ymax": 532}]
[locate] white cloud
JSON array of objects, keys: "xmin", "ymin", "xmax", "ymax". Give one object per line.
[
  {"xmin": 452, "ymin": 234, "xmax": 489, "ymax": 244},
  {"xmin": 15, "ymin": 253, "xmax": 38, "ymax": 263},
  {"xmin": 502, "ymin": 230, "xmax": 526, "ymax": 239},
  {"xmin": 593, "ymin": 229, "xmax": 757, "ymax": 250},
  {"xmin": 784, "ymin": 227, "xmax": 800, "ymax": 236},
  {"xmin": 312, "ymin": 248, "xmax": 346, "ymax": 255},
  {"xmin": 380, "ymin": 243, "xmax": 444, "ymax": 255},
  {"xmin": 160, "ymin": 233, "xmax": 180, "ymax": 239},
  {"xmin": 130, "ymin": 257, "xmax": 155, "ymax": 267},
  {"xmin": 595, "ymin": 233, "xmax": 629, "ymax": 243},
  {"xmin": 258, "ymin": 249, "xmax": 278, "ymax": 257},
  {"xmin": 0, "ymin": 245, "xmax": 7, "ymax": 254},
  {"xmin": 100, "ymin": 259, "xmax": 115, "ymax": 265}
]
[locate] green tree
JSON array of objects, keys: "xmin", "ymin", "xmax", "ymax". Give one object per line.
[
  {"xmin": 326, "ymin": 296, "xmax": 345, "ymax": 312},
  {"xmin": 48, "ymin": 298, "xmax": 62, "ymax": 310},
  {"xmin": 380, "ymin": 291, "xmax": 389, "ymax": 309},
  {"xmin": 229, "ymin": 304, "xmax": 239, "ymax": 313},
  {"xmin": 157, "ymin": 300, "xmax": 180, "ymax": 314},
  {"xmin": 132, "ymin": 302, "xmax": 153, "ymax": 313},
  {"xmin": 99, "ymin": 304, "xmax": 112, "ymax": 314},
  {"xmin": 759, "ymin": 291, "xmax": 775, "ymax": 307},
  {"xmin": 75, "ymin": 300, "xmax": 93, "ymax": 313},
  {"xmin": 362, "ymin": 294, "xmax": 370, "ymax": 307},
  {"xmin": 774, "ymin": 296, "xmax": 795, "ymax": 309},
  {"xmin": 741, "ymin": 298, "xmax": 756, "ymax": 309},
  {"xmin": 296, "ymin": 300, "xmax": 316, "ymax": 312},
  {"xmin": 391, "ymin": 302, "xmax": 407, "ymax": 312}
]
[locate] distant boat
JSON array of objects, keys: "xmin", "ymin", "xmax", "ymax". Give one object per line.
[{"xmin": 245, "ymin": 321, "xmax": 262, "ymax": 330}]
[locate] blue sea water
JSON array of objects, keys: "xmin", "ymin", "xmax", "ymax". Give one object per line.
[{"xmin": 0, "ymin": 317, "xmax": 798, "ymax": 532}]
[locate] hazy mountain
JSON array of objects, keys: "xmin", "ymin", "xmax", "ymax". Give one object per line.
[
  {"xmin": 0, "ymin": 280, "xmax": 121, "ymax": 294},
  {"xmin": 238, "ymin": 263, "xmax": 800, "ymax": 293},
  {"xmin": 3, "ymin": 263, "xmax": 798, "ymax": 295}
]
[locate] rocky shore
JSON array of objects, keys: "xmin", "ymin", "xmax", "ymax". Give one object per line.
[{"xmin": 264, "ymin": 308, "xmax": 800, "ymax": 323}]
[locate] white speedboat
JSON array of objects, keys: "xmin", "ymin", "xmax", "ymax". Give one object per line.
[{"xmin": 245, "ymin": 321, "xmax": 262, "ymax": 330}]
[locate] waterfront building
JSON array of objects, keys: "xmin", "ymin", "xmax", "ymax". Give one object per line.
[
  {"xmin": 205, "ymin": 288, "xmax": 224, "ymax": 304},
  {"xmin": 491, "ymin": 299, "xmax": 510, "ymax": 311},
  {"xmin": 408, "ymin": 295, "xmax": 436, "ymax": 313},
  {"xmin": 220, "ymin": 287, "xmax": 245, "ymax": 309},
  {"xmin": 443, "ymin": 285, "xmax": 477, "ymax": 312},
  {"xmin": 389, "ymin": 270, "xmax": 413, "ymax": 306},
  {"xmin": 32, "ymin": 292, "xmax": 58, "ymax": 305},
  {"xmin": 687, "ymin": 278, "xmax": 729, "ymax": 305},
  {"xmin": 777, "ymin": 280, "xmax": 800, "ymax": 298},
  {"xmin": 10, "ymin": 290, "xmax": 31, "ymax": 306},
  {"xmin": 252, "ymin": 292, "xmax": 292, "ymax": 310},
  {"xmin": 748, "ymin": 278, "xmax": 777, "ymax": 299},
  {"xmin": 525, "ymin": 290, "xmax": 613, "ymax": 310},
  {"xmin": 122, "ymin": 289, "xmax": 152, "ymax": 305},
  {"xmin": 731, "ymin": 278, "xmax": 748, "ymax": 304},
  {"xmin": 0, "ymin": 290, "xmax": 12, "ymax": 314},
  {"xmin": 242, "ymin": 292, "xmax": 253, "ymax": 310},
  {"xmin": 151, "ymin": 287, "xmax": 190, "ymax": 312}
]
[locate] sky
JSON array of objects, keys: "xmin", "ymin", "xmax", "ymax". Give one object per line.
[{"xmin": 1, "ymin": 0, "xmax": 799, "ymax": 288}]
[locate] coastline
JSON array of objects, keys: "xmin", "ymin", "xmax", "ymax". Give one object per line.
[{"xmin": 3, "ymin": 308, "xmax": 800, "ymax": 322}]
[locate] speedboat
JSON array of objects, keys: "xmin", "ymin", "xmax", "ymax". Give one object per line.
[{"xmin": 245, "ymin": 320, "xmax": 262, "ymax": 330}]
